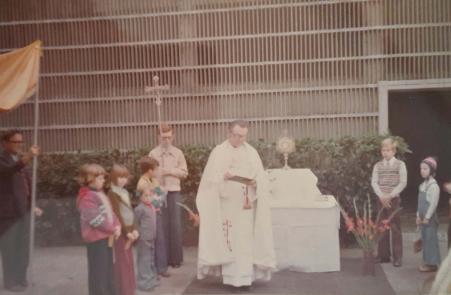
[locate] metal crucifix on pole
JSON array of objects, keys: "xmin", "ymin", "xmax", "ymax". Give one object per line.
[{"xmin": 145, "ymin": 75, "xmax": 170, "ymax": 135}]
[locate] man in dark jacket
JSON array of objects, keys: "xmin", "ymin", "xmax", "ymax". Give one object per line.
[{"xmin": 0, "ymin": 129, "xmax": 41, "ymax": 292}]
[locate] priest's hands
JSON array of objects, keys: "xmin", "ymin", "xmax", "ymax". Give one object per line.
[
  {"xmin": 224, "ymin": 171, "xmax": 234, "ymax": 180},
  {"xmin": 248, "ymin": 179, "xmax": 257, "ymax": 187}
]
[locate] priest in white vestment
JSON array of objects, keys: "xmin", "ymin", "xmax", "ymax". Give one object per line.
[{"xmin": 196, "ymin": 120, "xmax": 276, "ymax": 288}]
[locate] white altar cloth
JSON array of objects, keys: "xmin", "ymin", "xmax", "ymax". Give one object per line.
[{"xmin": 267, "ymin": 168, "xmax": 341, "ymax": 272}]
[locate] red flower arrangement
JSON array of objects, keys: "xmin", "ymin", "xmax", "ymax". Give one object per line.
[{"xmin": 340, "ymin": 197, "xmax": 402, "ymax": 251}]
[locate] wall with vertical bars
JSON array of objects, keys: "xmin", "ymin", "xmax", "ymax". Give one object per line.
[{"xmin": 0, "ymin": 0, "xmax": 450, "ymax": 151}]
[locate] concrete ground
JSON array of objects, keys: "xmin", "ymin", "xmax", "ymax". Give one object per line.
[
  {"xmin": 0, "ymin": 227, "xmax": 448, "ymax": 295},
  {"xmin": 381, "ymin": 230, "xmax": 449, "ymax": 295}
]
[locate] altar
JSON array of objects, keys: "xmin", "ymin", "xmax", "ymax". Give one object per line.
[{"xmin": 267, "ymin": 168, "xmax": 340, "ymax": 272}]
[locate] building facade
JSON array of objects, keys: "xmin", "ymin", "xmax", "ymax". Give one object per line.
[{"xmin": 0, "ymin": 0, "xmax": 450, "ymax": 151}]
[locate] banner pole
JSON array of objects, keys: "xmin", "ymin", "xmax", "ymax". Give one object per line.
[{"xmin": 28, "ymin": 69, "xmax": 40, "ymax": 295}]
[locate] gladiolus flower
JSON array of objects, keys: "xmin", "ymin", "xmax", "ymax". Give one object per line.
[{"xmin": 339, "ymin": 203, "xmax": 402, "ymax": 253}]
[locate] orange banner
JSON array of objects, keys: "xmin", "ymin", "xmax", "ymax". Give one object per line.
[{"xmin": 0, "ymin": 40, "xmax": 41, "ymax": 112}]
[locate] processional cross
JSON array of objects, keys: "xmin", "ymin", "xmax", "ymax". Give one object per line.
[{"xmin": 145, "ymin": 75, "xmax": 170, "ymax": 134}]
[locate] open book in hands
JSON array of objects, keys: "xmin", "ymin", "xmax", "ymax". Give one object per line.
[{"xmin": 228, "ymin": 175, "xmax": 256, "ymax": 186}]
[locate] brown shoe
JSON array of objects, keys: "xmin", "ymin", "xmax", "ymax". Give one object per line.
[
  {"xmin": 418, "ymin": 265, "xmax": 438, "ymax": 272},
  {"xmin": 160, "ymin": 271, "xmax": 171, "ymax": 277}
]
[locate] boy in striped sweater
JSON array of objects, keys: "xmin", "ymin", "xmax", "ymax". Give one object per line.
[{"xmin": 371, "ymin": 137, "xmax": 407, "ymax": 267}]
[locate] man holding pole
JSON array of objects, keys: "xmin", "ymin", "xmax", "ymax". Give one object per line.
[{"xmin": 0, "ymin": 130, "xmax": 42, "ymax": 292}]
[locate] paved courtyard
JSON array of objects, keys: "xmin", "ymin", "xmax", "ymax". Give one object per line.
[{"xmin": 0, "ymin": 229, "xmax": 448, "ymax": 295}]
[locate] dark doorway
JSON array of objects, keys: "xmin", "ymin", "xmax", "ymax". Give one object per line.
[{"xmin": 389, "ymin": 89, "xmax": 451, "ymax": 213}]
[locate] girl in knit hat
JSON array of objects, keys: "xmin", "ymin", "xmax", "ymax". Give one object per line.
[{"xmin": 416, "ymin": 157, "xmax": 441, "ymax": 272}]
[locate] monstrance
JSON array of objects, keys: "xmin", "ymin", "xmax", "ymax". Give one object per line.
[{"xmin": 276, "ymin": 129, "xmax": 296, "ymax": 169}]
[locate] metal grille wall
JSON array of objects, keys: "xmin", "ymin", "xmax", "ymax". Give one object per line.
[{"xmin": 0, "ymin": 0, "xmax": 450, "ymax": 151}]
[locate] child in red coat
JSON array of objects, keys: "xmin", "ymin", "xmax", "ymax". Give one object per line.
[{"xmin": 77, "ymin": 164, "xmax": 120, "ymax": 295}]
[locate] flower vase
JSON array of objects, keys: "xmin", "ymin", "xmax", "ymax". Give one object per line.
[{"xmin": 362, "ymin": 249, "xmax": 376, "ymax": 276}]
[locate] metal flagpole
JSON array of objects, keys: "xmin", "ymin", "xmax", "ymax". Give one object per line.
[{"xmin": 28, "ymin": 69, "xmax": 40, "ymax": 295}]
